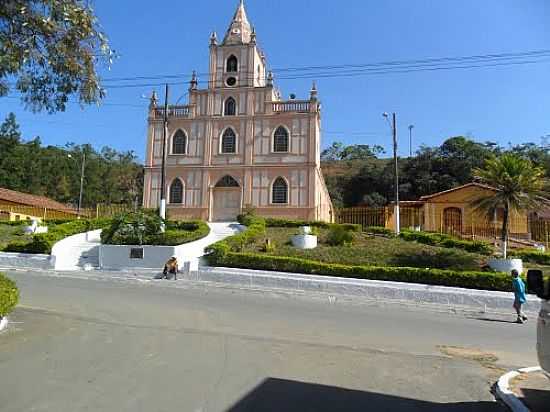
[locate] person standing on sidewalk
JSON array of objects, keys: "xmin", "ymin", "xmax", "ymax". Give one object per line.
[{"xmin": 511, "ymin": 270, "xmax": 528, "ymax": 324}]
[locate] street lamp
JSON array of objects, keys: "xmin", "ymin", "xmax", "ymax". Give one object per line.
[
  {"xmin": 68, "ymin": 152, "xmax": 86, "ymax": 217},
  {"xmin": 408, "ymin": 124, "xmax": 414, "ymax": 157},
  {"xmin": 383, "ymin": 112, "xmax": 400, "ymax": 235}
]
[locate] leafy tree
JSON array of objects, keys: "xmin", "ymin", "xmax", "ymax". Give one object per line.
[
  {"xmin": 0, "ymin": 113, "xmax": 143, "ymax": 207},
  {"xmin": 321, "ymin": 141, "xmax": 345, "ymax": 161},
  {"xmin": 473, "ymin": 154, "xmax": 547, "ymax": 258},
  {"xmin": 0, "ymin": 0, "xmax": 114, "ymax": 113}
]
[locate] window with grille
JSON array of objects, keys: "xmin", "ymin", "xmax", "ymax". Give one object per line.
[
  {"xmin": 221, "ymin": 128, "xmax": 236, "ymax": 154},
  {"xmin": 273, "ymin": 126, "xmax": 289, "ymax": 152},
  {"xmin": 224, "ymin": 97, "xmax": 236, "ymax": 116},
  {"xmin": 272, "ymin": 177, "xmax": 288, "ymax": 204},
  {"xmin": 172, "ymin": 130, "xmax": 187, "ymax": 154},
  {"xmin": 169, "ymin": 179, "xmax": 184, "ymax": 204},
  {"xmin": 226, "ymin": 55, "xmax": 238, "ymax": 72}
]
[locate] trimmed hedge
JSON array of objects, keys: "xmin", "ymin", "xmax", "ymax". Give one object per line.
[
  {"xmin": 510, "ymin": 249, "xmax": 550, "ymax": 265},
  {"xmin": 144, "ymin": 221, "xmax": 210, "ymax": 246},
  {"xmin": 4, "ymin": 219, "xmax": 110, "ymax": 254},
  {"xmin": 399, "ymin": 230, "xmax": 493, "ymax": 255},
  {"xmin": 366, "ymin": 226, "xmax": 395, "ymax": 237},
  {"xmin": 0, "ymin": 273, "xmax": 19, "ymax": 317},
  {"xmin": 261, "ymin": 217, "xmax": 361, "ymax": 233},
  {"xmin": 205, "ymin": 215, "xmax": 510, "ymax": 292},
  {"xmin": 209, "ymin": 252, "xmax": 512, "ymax": 292}
]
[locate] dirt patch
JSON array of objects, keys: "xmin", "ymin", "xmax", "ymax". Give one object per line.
[{"xmin": 438, "ymin": 345, "xmax": 506, "ymax": 381}]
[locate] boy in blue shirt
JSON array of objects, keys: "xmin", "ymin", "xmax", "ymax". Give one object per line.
[{"xmin": 511, "ymin": 270, "xmax": 528, "ymax": 324}]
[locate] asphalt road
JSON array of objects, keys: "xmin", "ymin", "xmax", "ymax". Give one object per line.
[{"xmin": 0, "ymin": 270, "xmax": 539, "ymax": 411}]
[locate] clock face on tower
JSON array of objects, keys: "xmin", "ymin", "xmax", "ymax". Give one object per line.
[{"xmin": 232, "ymin": 28, "xmax": 241, "ymax": 35}]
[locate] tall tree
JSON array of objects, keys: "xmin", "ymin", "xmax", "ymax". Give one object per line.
[
  {"xmin": 0, "ymin": 0, "xmax": 114, "ymax": 113},
  {"xmin": 473, "ymin": 154, "xmax": 547, "ymax": 258}
]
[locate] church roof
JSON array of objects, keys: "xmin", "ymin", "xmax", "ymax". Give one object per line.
[{"xmin": 222, "ymin": 0, "xmax": 253, "ymax": 45}]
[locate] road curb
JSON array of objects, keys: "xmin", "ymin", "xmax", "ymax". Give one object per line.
[
  {"xmin": 0, "ymin": 316, "xmax": 8, "ymax": 333},
  {"xmin": 495, "ymin": 366, "xmax": 542, "ymax": 412},
  {"xmin": 194, "ymin": 266, "xmax": 541, "ymax": 314}
]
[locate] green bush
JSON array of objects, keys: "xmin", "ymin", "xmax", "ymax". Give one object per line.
[
  {"xmin": 326, "ymin": 225, "xmax": 355, "ymax": 246},
  {"xmin": 4, "ymin": 218, "xmax": 110, "ymax": 254},
  {"xmin": 0, "ymin": 273, "xmax": 19, "ymax": 317},
  {"xmin": 264, "ymin": 217, "xmax": 361, "ymax": 232},
  {"xmin": 510, "ymin": 249, "xmax": 550, "ymax": 265},
  {"xmin": 209, "ymin": 252, "xmax": 511, "ymax": 292},
  {"xmin": 101, "ymin": 211, "xmax": 210, "ymax": 246},
  {"xmin": 399, "ymin": 230, "xmax": 493, "ymax": 255},
  {"xmin": 366, "ymin": 226, "xmax": 395, "ymax": 236}
]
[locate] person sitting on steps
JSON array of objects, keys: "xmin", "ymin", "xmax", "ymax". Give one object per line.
[{"xmin": 163, "ymin": 256, "xmax": 179, "ymax": 280}]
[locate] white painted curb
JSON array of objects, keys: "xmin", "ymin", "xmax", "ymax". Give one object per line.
[
  {"xmin": 0, "ymin": 316, "xmax": 8, "ymax": 333},
  {"xmin": 495, "ymin": 366, "xmax": 542, "ymax": 412}
]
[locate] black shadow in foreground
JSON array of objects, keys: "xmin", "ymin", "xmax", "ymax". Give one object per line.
[{"xmin": 225, "ymin": 378, "xmax": 503, "ymax": 412}]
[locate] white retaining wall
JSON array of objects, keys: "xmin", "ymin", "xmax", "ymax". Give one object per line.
[{"xmin": 0, "ymin": 252, "xmax": 52, "ymax": 270}]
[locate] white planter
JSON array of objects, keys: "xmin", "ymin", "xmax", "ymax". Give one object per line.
[
  {"xmin": 291, "ymin": 234, "xmax": 318, "ymax": 250},
  {"xmin": 488, "ymin": 258, "xmax": 523, "ymax": 274}
]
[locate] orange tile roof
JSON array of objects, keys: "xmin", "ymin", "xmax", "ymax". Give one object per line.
[
  {"xmin": 419, "ymin": 182, "xmax": 496, "ymax": 201},
  {"xmin": 0, "ymin": 187, "xmax": 77, "ymax": 213}
]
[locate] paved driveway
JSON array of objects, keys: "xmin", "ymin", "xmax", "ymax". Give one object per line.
[{"xmin": 1, "ymin": 270, "xmax": 537, "ymax": 411}]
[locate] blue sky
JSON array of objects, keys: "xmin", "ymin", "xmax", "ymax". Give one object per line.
[{"xmin": 1, "ymin": 0, "xmax": 549, "ymax": 160}]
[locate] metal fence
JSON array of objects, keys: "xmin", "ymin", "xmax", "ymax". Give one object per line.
[
  {"xmin": 336, "ymin": 206, "xmax": 550, "ymax": 248},
  {"xmin": 0, "ymin": 203, "xmax": 137, "ymax": 221}
]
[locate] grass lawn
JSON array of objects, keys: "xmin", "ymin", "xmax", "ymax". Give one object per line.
[
  {"xmin": 242, "ymin": 227, "xmax": 487, "ymax": 271},
  {"xmin": 0, "ymin": 223, "xmax": 33, "ymax": 251}
]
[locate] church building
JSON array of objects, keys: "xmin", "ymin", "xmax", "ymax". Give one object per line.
[{"xmin": 143, "ymin": 1, "xmax": 333, "ymax": 222}]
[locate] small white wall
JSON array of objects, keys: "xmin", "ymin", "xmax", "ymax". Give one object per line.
[{"xmin": 99, "ymin": 245, "xmax": 178, "ymax": 270}]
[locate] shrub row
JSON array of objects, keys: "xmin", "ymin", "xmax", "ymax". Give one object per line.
[
  {"xmin": 399, "ymin": 230, "xmax": 493, "ymax": 255},
  {"xmin": 510, "ymin": 249, "xmax": 550, "ymax": 265},
  {"xmin": 0, "ymin": 273, "xmax": 19, "ymax": 317},
  {"xmin": 209, "ymin": 252, "xmax": 512, "ymax": 292},
  {"xmin": 210, "ymin": 215, "xmax": 266, "ymax": 257},
  {"xmin": 4, "ymin": 219, "xmax": 110, "ymax": 254},
  {"xmin": 134, "ymin": 221, "xmax": 210, "ymax": 246},
  {"xmin": 366, "ymin": 226, "xmax": 396, "ymax": 236},
  {"xmin": 260, "ymin": 217, "xmax": 361, "ymax": 232}
]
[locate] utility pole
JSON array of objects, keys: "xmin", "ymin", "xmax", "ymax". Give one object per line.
[
  {"xmin": 159, "ymin": 84, "xmax": 169, "ymax": 230},
  {"xmin": 392, "ymin": 113, "xmax": 400, "ymax": 235},
  {"xmin": 78, "ymin": 151, "xmax": 86, "ymax": 217},
  {"xmin": 408, "ymin": 124, "xmax": 414, "ymax": 157}
]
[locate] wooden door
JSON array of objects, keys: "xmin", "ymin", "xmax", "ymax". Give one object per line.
[{"xmin": 212, "ymin": 188, "xmax": 241, "ymax": 222}]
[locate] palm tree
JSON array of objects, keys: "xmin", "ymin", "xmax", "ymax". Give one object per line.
[{"xmin": 473, "ymin": 153, "xmax": 547, "ymax": 258}]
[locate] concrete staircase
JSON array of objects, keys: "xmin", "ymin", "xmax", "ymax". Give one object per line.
[
  {"xmin": 51, "ymin": 230, "xmax": 102, "ymax": 271},
  {"xmin": 50, "ymin": 223, "xmax": 242, "ymax": 271}
]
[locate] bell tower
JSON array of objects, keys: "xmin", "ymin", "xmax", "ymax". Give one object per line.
[{"xmin": 208, "ymin": 0, "xmax": 267, "ymax": 89}]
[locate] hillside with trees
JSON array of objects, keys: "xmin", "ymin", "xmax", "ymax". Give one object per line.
[
  {"xmin": 0, "ymin": 113, "xmax": 142, "ymax": 208},
  {"xmin": 321, "ymin": 137, "xmax": 550, "ymax": 208}
]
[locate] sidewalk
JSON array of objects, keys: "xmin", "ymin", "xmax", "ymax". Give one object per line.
[{"xmin": 510, "ymin": 369, "xmax": 550, "ymax": 412}]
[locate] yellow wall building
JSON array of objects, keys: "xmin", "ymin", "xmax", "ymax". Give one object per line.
[{"xmin": 386, "ymin": 183, "xmax": 529, "ymax": 238}]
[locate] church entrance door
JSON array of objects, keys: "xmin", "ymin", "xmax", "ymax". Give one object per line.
[{"xmin": 211, "ymin": 175, "xmax": 241, "ymax": 222}]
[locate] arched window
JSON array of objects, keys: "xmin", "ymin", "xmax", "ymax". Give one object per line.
[
  {"xmin": 224, "ymin": 97, "xmax": 236, "ymax": 116},
  {"xmin": 221, "ymin": 128, "xmax": 237, "ymax": 154},
  {"xmin": 226, "ymin": 55, "xmax": 238, "ymax": 72},
  {"xmin": 215, "ymin": 175, "xmax": 240, "ymax": 188},
  {"xmin": 273, "ymin": 126, "xmax": 289, "ymax": 152},
  {"xmin": 272, "ymin": 177, "xmax": 288, "ymax": 204},
  {"xmin": 169, "ymin": 179, "xmax": 184, "ymax": 204},
  {"xmin": 172, "ymin": 130, "xmax": 187, "ymax": 154}
]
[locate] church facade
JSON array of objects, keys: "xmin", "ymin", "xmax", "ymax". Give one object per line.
[{"xmin": 143, "ymin": 1, "xmax": 333, "ymax": 222}]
